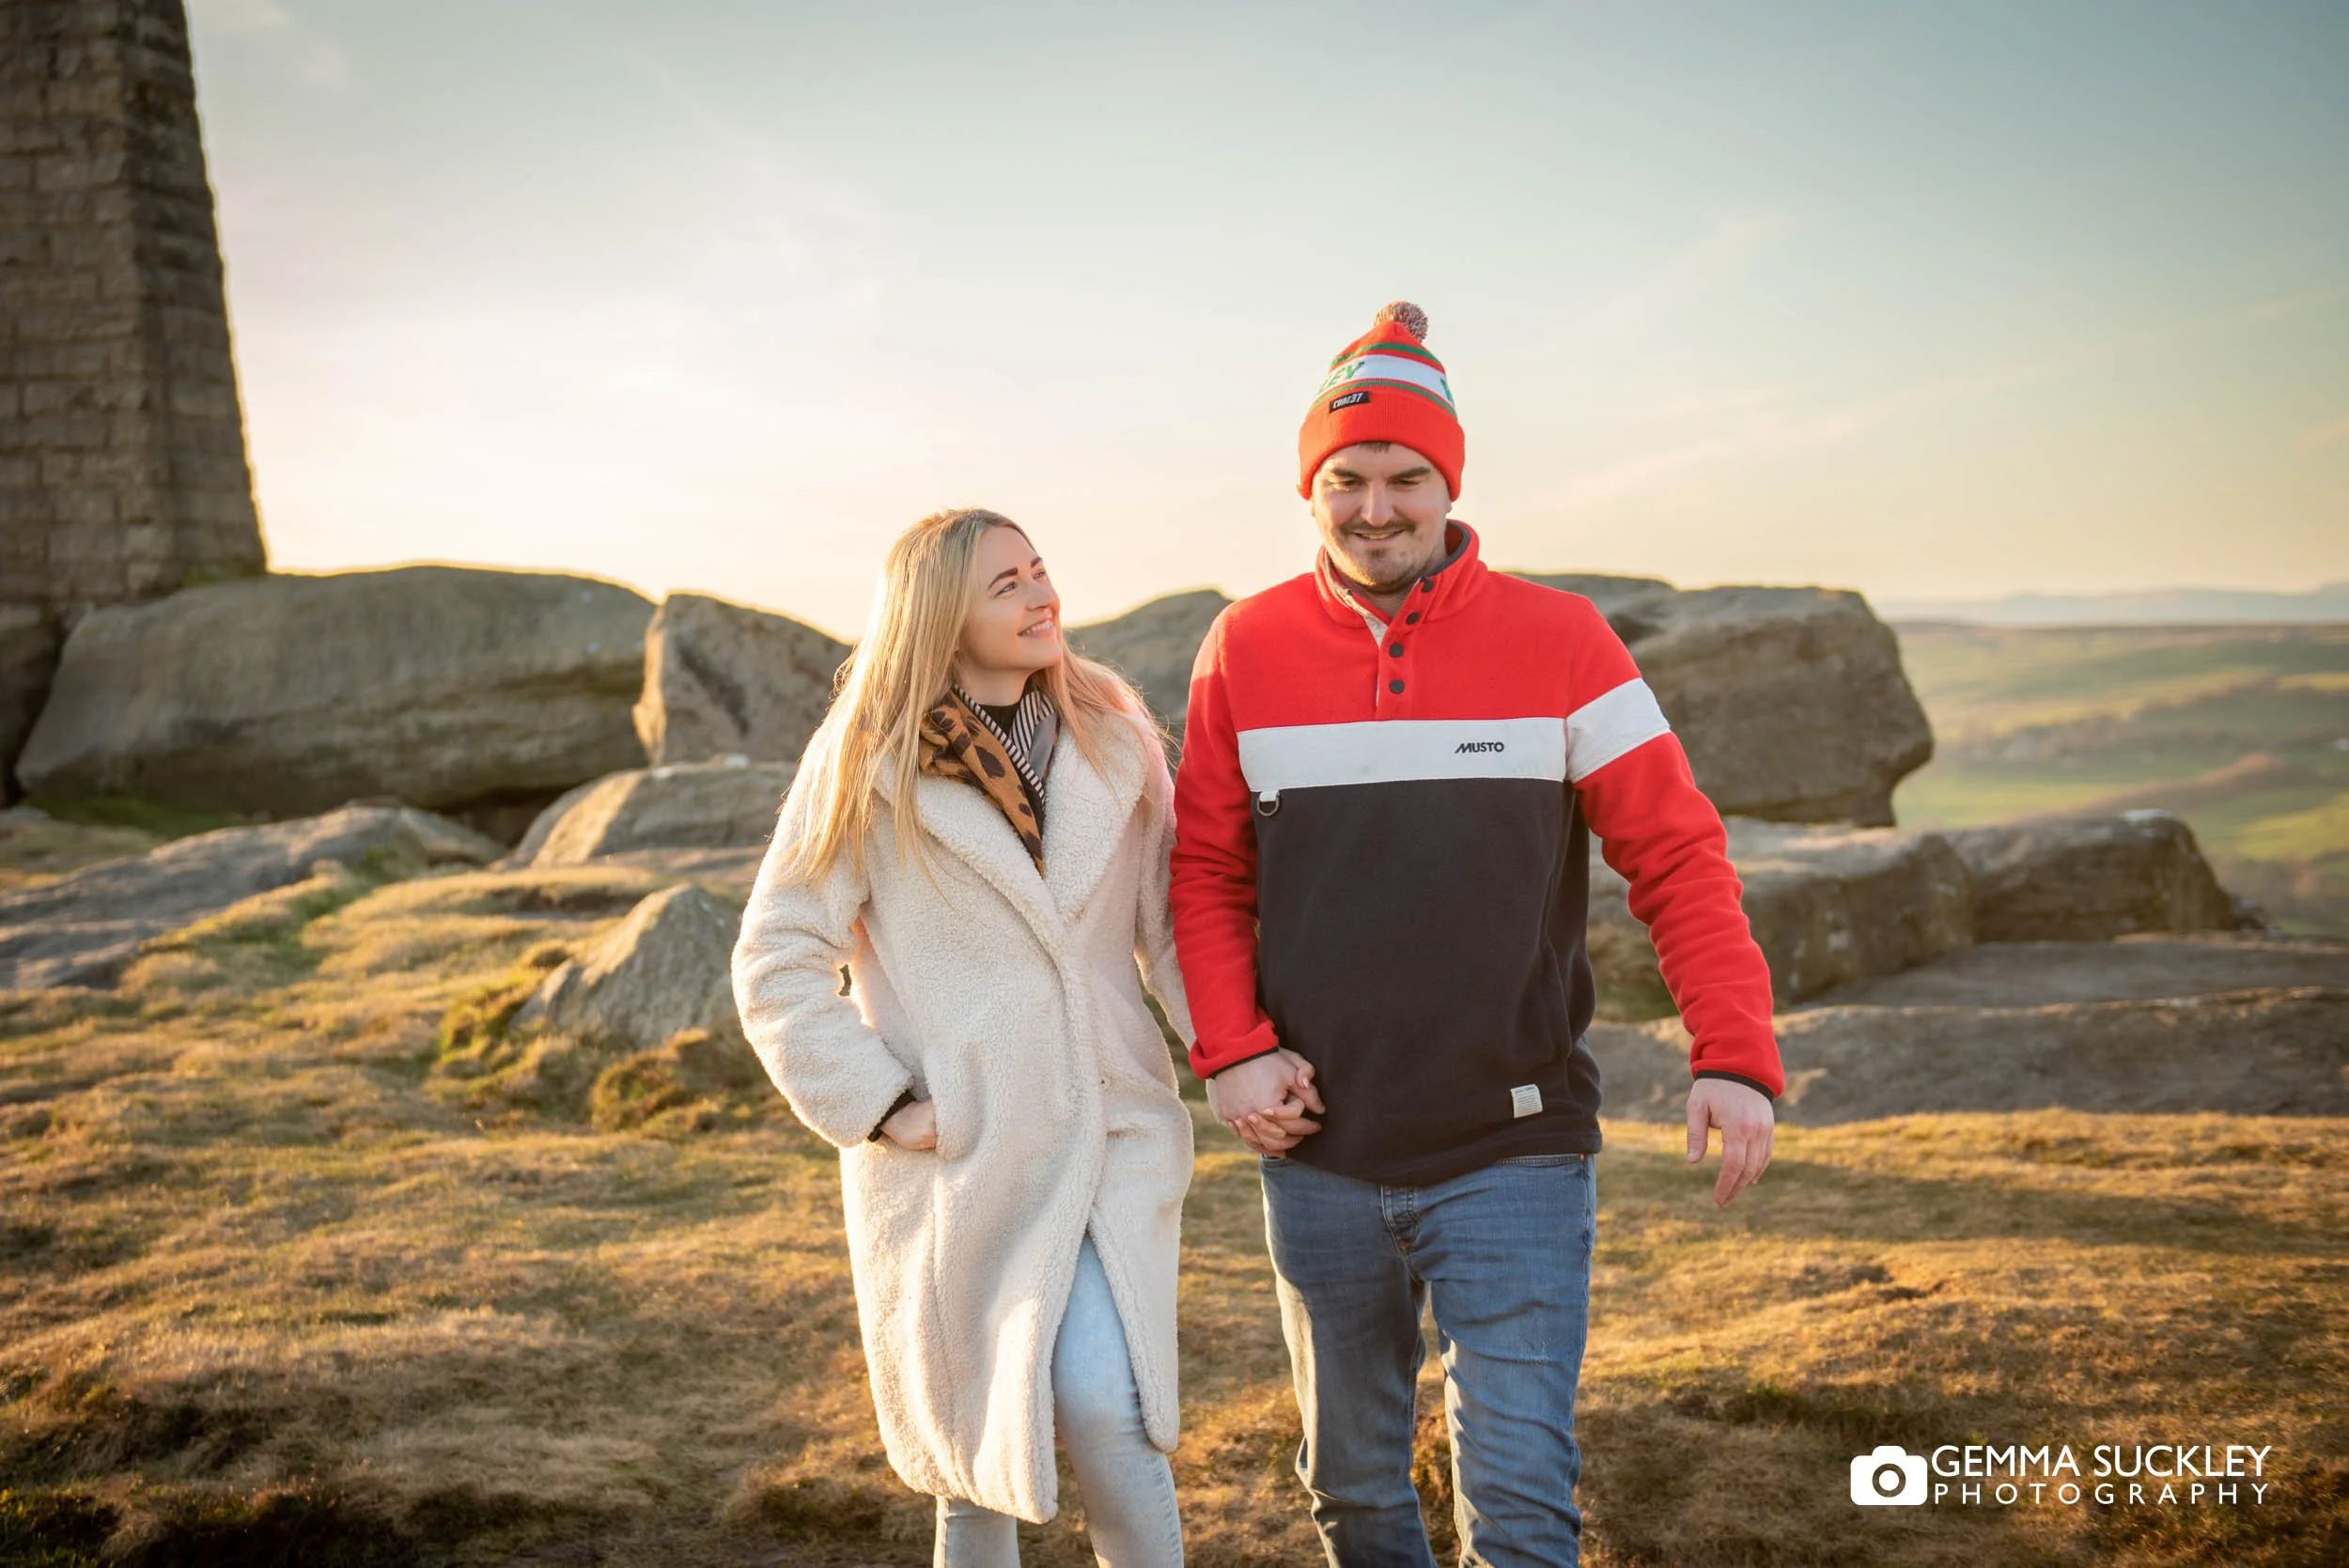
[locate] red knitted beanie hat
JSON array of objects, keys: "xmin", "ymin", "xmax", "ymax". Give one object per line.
[{"xmin": 1296, "ymin": 301, "xmax": 1463, "ymax": 501}]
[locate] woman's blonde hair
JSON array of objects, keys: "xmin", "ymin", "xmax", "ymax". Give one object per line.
[{"xmin": 780, "ymin": 507, "xmax": 1155, "ymax": 881}]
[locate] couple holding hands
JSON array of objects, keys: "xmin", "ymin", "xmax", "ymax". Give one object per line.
[{"xmin": 731, "ymin": 303, "xmax": 1782, "ymax": 1568}]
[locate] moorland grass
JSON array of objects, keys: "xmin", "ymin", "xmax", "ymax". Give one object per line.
[{"xmin": 2, "ymin": 838, "xmax": 2342, "ymax": 1565}]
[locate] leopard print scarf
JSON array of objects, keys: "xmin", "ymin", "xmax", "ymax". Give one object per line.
[{"xmin": 917, "ymin": 683, "xmax": 1058, "ymax": 874}]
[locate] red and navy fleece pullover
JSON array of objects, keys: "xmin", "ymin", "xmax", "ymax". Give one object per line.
[{"xmin": 1169, "ymin": 522, "xmax": 1782, "ymax": 1185}]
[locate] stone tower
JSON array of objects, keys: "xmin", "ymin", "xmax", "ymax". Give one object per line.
[{"xmin": 1, "ymin": 0, "xmax": 265, "ymax": 792}]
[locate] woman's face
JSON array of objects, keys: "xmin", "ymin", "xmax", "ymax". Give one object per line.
[{"xmin": 957, "ymin": 525, "xmax": 1062, "ymax": 680}]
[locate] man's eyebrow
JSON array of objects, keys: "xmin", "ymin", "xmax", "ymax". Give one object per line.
[{"xmin": 1330, "ymin": 464, "xmax": 1433, "ymax": 481}]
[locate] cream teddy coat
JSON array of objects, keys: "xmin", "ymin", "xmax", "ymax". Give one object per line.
[{"xmin": 730, "ymin": 707, "xmax": 1195, "ymax": 1524}]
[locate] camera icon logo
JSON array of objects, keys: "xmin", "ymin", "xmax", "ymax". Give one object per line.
[{"xmin": 1850, "ymin": 1444, "xmax": 1928, "ymax": 1506}]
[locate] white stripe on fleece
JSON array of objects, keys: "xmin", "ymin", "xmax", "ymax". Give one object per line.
[
  {"xmin": 1237, "ymin": 718, "xmax": 1566, "ymax": 795},
  {"xmin": 1316, "ymin": 353, "xmax": 1455, "ymax": 407},
  {"xmin": 1566, "ymin": 678, "xmax": 1672, "ymax": 782}
]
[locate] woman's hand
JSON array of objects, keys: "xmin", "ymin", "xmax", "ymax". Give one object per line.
[{"xmin": 881, "ymin": 1098, "xmax": 938, "ymax": 1151}]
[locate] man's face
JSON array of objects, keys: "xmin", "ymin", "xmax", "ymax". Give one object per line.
[{"xmin": 1311, "ymin": 442, "xmax": 1453, "ymax": 596}]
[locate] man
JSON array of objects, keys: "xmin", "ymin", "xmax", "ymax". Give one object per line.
[{"xmin": 1169, "ymin": 302, "xmax": 1781, "ymax": 1566}]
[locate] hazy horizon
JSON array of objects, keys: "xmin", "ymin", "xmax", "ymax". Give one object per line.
[{"xmin": 186, "ymin": 1, "xmax": 2349, "ymax": 637}]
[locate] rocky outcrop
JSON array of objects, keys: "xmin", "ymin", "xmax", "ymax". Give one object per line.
[
  {"xmin": 1597, "ymin": 582, "xmax": 1934, "ymax": 826},
  {"xmin": 1591, "ymin": 818, "xmax": 1973, "ymax": 1010},
  {"xmin": 506, "ymin": 757, "xmax": 796, "ymax": 868},
  {"xmin": 1797, "ymin": 931, "xmax": 2348, "ymax": 1009},
  {"xmin": 1, "ymin": 606, "xmax": 60, "ymax": 801},
  {"xmin": 1069, "ymin": 589, "xmax": 1230, "ymax": 733},
  {"xmin": 0, "ymin": 803, "xmax": 503, "ymax": 990},
  {"xmin": 1590, "ymin": 981, "xmax": 2348, "ymax": 1125},
  {"xmin": 512, "ymin": 883, "xmax": 741, "ymax": 1049},
  {"xmin": 1943, "ymin": 811, "xmax": 2246, "ymax": 940},
  {"xmin": 633, "ymin": 593, "xmax": 848, "ymax": 767},
  {"xmin": 15, "ymin": 567, "xmax": 652, "ymax": 820}
]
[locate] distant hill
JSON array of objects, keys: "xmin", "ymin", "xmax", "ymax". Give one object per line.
[
  {"xmin": 1890, "ymin": 621, "xmax": 2349, "ymax": 934},
  {"xmin": 1880, "ymin": 582, "xmax": 2349, "ymax": 625}
]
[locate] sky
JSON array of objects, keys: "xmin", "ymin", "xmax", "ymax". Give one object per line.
[{"xmin": 185, "ymin": 0, "xmax": 2349, "ymax": 638}]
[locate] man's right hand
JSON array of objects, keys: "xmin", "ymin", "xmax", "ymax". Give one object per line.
[{"xmin": 1207, "ymin": 1049, "xmax": 1325, "ymax": 1155}]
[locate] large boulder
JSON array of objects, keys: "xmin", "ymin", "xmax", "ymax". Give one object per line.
[
  {"xmin": 512, "ymin": 883, "xmax": 742, "ymax": 1049},
  {"xmin": 1601, "ymin": 583, "xmax": 1934, "ymax": 826},
  {"xmin": 15, "ymin": 567, "xmax": 653, "ymax": 819},
  {"xmin": 1591, "ymin": 818, "xmax": 1973, "ymax": 1011},
  {"xmin": 1, "ymin": 604, "xmax": 60, "ymax": 801},
  {"xmin": 1943, "ymin": 811, "xmax": 2245, "ymax": 940},
  {"xmin": 0, "ymin": 803, "xmax": 503, "ymax": 990},
  {"xmin": 506, "ymin": 756, "xmax": 796, "ymax": 868},
  {"xmin": 1590, "ymin": 982, "xmax": 2349, "ymax": 1124},
  {"xmin": 633, "ymin": 593, "xmax": 848, "ymax": 767},
  {"xmin": 1069, "ymin": 589, "xmax": 1231, "ymax": 733},
  {"xmin": 1800, "ymin": 931, "xmax": 2349, "ymax": 1009}
]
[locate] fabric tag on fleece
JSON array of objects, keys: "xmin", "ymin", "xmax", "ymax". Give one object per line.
[{"xmin": 1510, "ymin": 1084, "xmax": 1543, "ymax": 1119}]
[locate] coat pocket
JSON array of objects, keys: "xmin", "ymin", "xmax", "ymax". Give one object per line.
[{"xmin": 927, "ymin": 1048, "xmax": 978, "ymax": 1162}]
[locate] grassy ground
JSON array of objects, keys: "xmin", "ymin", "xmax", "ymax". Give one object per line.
[
  {"xmin": 1890, "ymin": 624, "xmax": 2349, "ymax": 934},
  {"xmin": 4, "ymin": 837, "xmax": 2342, "ymax": 1565}
]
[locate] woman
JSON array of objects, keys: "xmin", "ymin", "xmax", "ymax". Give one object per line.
[{"xmin": 731, "ymin": 507, "xmax": 1194, "ymax": 1565}]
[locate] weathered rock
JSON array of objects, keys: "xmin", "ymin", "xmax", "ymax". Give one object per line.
[
  {"xmin": 1617, "ymin": 586, "xmax": 1933, "ymax": 826},
  {"xmin": 633, "ymin": 593, "xmax": 848, "ymax": 767},
  {"xmin": 16, "ymin": 567, "xmax": 653, "ymax": 818},
  {"xmin": 506, "ymin": 757, "xmax": 797, "ymax": 868},
  {"xmin": 513, "ymin": 883, "xmax": 742, "ymax": 1049},
  {"xmin": 1591, "ymin": 818, "xmax": 1973, "ymax": 1011},
  {"xmin": 1069, "ymin": 589, "xmax": 1231, "ymax": 733},
  {"xmin": 0, "ymin": 803, "xmax": 503, "ymax": 990},
  {"xmin": 1, "ymin": 606, "xmax": 61, "ymax": 801},
  {"xmin": 1800, "ymin": 932, "xmax": 2349, "ymax": 1009},
  {"xmin": 1511, "ymin": 572, "xmax": 1675, "ymax": 630},
  {"xmin": 1590, "ymin": 984, "xmax": 2349, "ymax": 1125},
  {"xmin": 1943, "ymin": 811, "xmax": 2243, "ymax": 941}
]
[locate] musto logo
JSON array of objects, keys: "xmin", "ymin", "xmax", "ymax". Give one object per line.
[{"xmin": 1849, "ymin": 1442, "xmax": 2275, "ymax": 1508}]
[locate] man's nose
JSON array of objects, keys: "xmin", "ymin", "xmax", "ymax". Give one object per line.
[{"xmin": 1361, "ymin": 487, "xmax": 1393, "ymax": 527}]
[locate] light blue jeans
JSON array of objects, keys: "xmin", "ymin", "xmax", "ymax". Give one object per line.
[
  {"xmin": 934, "ymin": 1234, "xmax": 1184, "ymax": 1567},
  {"xmin": 1260, "ymin": 1151, "xmax": 1597, "ymax": 1568}
]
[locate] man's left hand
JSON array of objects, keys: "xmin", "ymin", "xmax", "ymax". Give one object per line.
[{"xmin": 1686, "ymin": 1078, "xmax": 1774, "ymax": 1206}]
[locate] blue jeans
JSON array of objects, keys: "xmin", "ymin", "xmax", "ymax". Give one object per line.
[
  {"xmin": 934, "ymin": 1234, "xmax": 1184, "ymax": 1567},
  {"xmin": 1260, "ymin": 1152, "xmax": 1596, "ymax": 1568}
]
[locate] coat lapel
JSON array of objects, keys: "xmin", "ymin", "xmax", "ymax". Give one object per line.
[
  {"xmin": 1041, "ymin": 721, "xmax": 1149, "ymax": 924},
  {"xmin": 875, "ymin": 713, "xmax": 1152, "ymax": 952},
  {"xmin": 895, "ymin": 770, "xmax": 1066, "ymax": 956}
]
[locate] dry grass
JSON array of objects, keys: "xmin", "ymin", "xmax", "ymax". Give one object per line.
[{"xmin": 2, "ymin": 831, "xmax": 2343, "ymax": 1565}]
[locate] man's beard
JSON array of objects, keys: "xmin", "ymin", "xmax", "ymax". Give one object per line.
[{"xmin": 1338, "ymin": 531, "xmax": 1443, "ymax": 597}]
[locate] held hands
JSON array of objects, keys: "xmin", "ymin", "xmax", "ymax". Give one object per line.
[
  {"xmin": 881, "ymin": 1098, "xmax": 938, "ymax": 1151},
  {"xmin": 1207, "ymin": 1049, "xmax": 1326, "ymax": 1156},
  {"xmin": 1686, "ymin": 1078, "xmax": 1773, "ymax": 1206}
]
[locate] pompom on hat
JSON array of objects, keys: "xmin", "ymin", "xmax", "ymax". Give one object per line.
[{"xmin": 1296, "ymin": 301, "xmax": 1464, "ymax": 501}]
